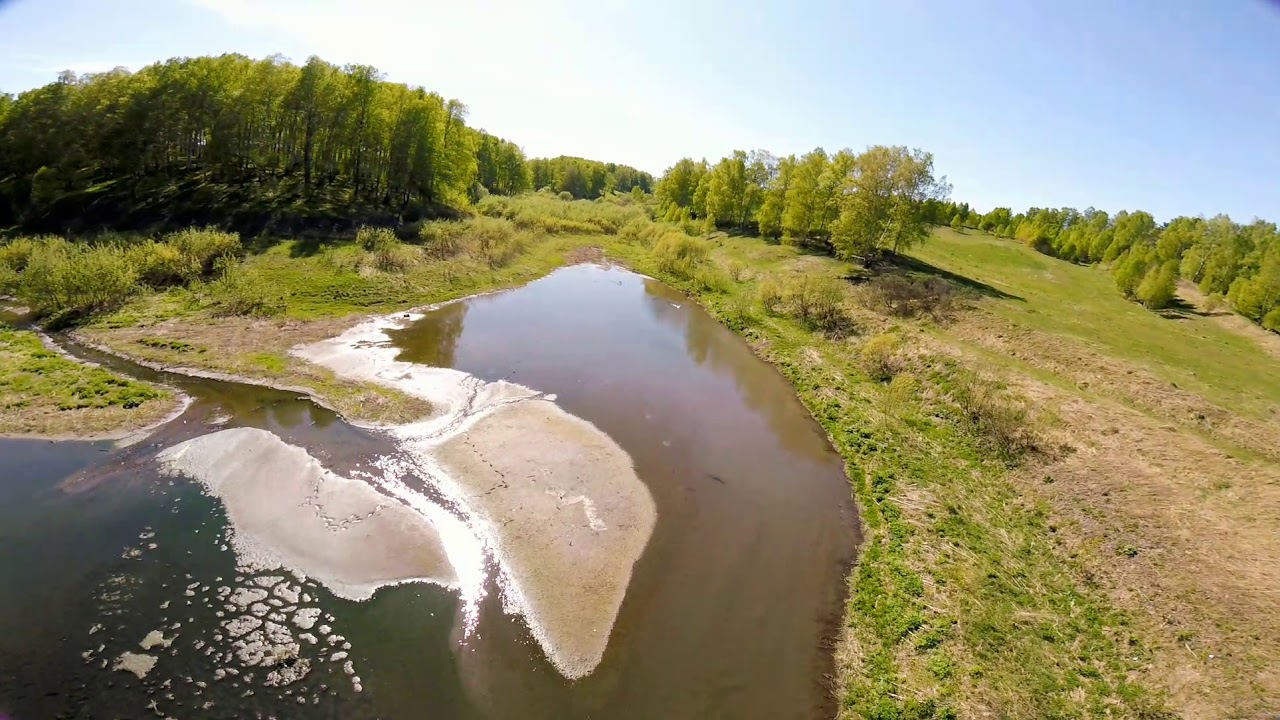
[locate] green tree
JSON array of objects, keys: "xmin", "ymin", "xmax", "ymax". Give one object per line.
[
  {"xmin": 1136, "ymin": 260, "xmax": 1179, "ymax": 309},
  {"xmin": 828, "ymin": 146, "xmax": 949, "ymax": 259}
]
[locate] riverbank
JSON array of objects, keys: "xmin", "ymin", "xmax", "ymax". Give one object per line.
[
  {"xmin": 7, "ymin": 197, "xmax": 1274, "ymax": 716},
  {"xmin": 0, "ymin": 326, "xmax": 184, "ymax": 440}
]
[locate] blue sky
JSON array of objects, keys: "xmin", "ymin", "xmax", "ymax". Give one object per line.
[{"xmin": 1, "ymin": 0, "xmax": 1278, "ymax": 222}]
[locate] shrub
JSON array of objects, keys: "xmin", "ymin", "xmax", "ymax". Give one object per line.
[
  {"xmin": 418, "ymin": 220, "xmax": 470, "ymax": 259},
  {"xmin": 1264, "ymin": 308, "xmax": 1280, "ymax": 333},
  {"xmin": 478, "ymin": 231, "xmax": 529, "ymax": 269},
  {"xmin": 758, "ymin": 277, "xmax": 786, "ymax": 314},
  {"xmin": 693, "ymin": 263, "xmax": 732, "ymax": 293},
  {"xmin": 866, "ymin": 274, "xmax": 955, "ymax": 320},
  {"xmin": 1136, "ymin": 260, "xmax": 1178, "ymax": 310},
  {"xmin": 130, "ymin": 240, "xmax": 191, "ymax": 287},
  {"xmin": 620, "ymin": 217, "xmax": 660, "ymax": 246},
  {"xmin": 0, "ymin": 236, "xmax": 38, "ymax": 273},
  {"xmin": 373, "ymin": 244, "xmax": 422, "ymax": 273},
  {"xmin": 202, "ymin": 263, "xmax": 286, "ymax": 317},
  {"xmin": 557, "ymin": 191, "xmax": 574, "ymax": 201},
  {"xmin": 1203, "ymin": 293, "xmax": 1226, "ymax": 312},
  {"xmin": 653, "ymin": 231, "xmax": 710, "ymax": 278},
  {"xmin": 477, "ymin": 194, "xmax": 645, "ymax": 235},
  {"xmin": 19, "ymin": 238, "xmax": 139, "ymax": 317},
  {"xmin": 790, "ymin": 276, "xmax": 847, "ymax": 331},
  {"xmin": 356, "ymin": 226, "xmax": 399, "ymax": 253},
  {"xmin": 860, "ymin": 333, "xmax": 905, "ymax": 381},
  {"xmin": 726, "ymin": 291, "xmax": 756, "ymax": 327},
  {"xmin": 163, "ymin": 227, "xmax": 241, "ymax": 278},
  {"xmin": 726, "ymin": 260, "xmax": 748, "ymax": 282},
  {"xmin": 950, "ymin": 375, "xmax": 1037, "ymax": 461}
]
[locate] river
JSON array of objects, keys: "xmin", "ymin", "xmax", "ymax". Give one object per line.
[{"xmin": 0, "ymin": 263, "xmax": 858, "ymax": 719}]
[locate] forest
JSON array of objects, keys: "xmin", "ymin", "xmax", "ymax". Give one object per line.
[
  {"xmin": 655, "ymin": 151, "xmax": 1280, "ymax": 332},
  {"xmin": 0, "ymin": 53, "xmax": 650, "ymax": 230}
]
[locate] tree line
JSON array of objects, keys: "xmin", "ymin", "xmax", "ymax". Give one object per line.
[
  {"xmin": 0, "ymin": 54, "xmax": 651, "ymax": 227},
  {"xmin": 528, "ymin": 156, "xmax": 653, "ymax": 200},
  {"xmin": 931, "ymin": 201, "xmax": 1280, "ymax": 330},
  {"xmin": 654, "ymin": 146, "xmax": 951, "ymax": 261}
]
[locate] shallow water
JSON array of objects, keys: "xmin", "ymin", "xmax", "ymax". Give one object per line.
[{"xmin": 0, "ymin": 264, "xmax": 858, "ymax": 719}]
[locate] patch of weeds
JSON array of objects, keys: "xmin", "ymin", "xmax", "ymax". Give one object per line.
[
  {"xmin": 138, "ymin": 337, "xmax": 204, "ymax": 353},
  {"xmin": 246, "ymin": 352, "xmax": 287, "ymax": 374}
]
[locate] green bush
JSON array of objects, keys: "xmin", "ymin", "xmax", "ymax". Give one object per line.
[
  {"xmin": 201, "ymin": 262, "xmax": 285, "ymax": 317},
  {"xmin": 356, "ymin": 226, "xmax": 399, "ymax": 253},
  {"xmin": 477, "ymin": 194, "xmax": 646, "ymax": 235},
  {"xmin": 758, "ymin": 277, "xmax": 786, "ymax": 314},
  {"xmin": 19, "ymin": 238, "xmax": 139, "ymax": 317},
  {"xmin": 726, "ymin": 259, "xmax": 748, "ymax": 282},
  {"xmin": 693, "ymin": 263, "xmax": 732, "ymax": 293},
  {"xmin": 950, "ymin": 375, "xmax": 1038, "ymax": 461},
  {"xmin": 0, "ymin": 236, "xmax": 39, "ymax": 273},
  {"xmin": 860, "ymin": 333, "xmax": 905, "ymax": 381},
  {"xmin": 1136, "ymin": 260, "xmax": 1179, "ymax": 310},
  {"xmin": 130, "ymin": 240, "xmax": 191, "ymax": 287},
  {"xmin": 557, "ymin": 191, "xmax": 573, "ymax": 201},
  {"xmin": 1264, "ymin": 308, "xmax": 1280, "ymax": 333},
  {"xmin": 418, "ymin": 220, "xmax": 470, "ymax": 259},
  {"xmin": 619, "ymin": 217, "xmax": 662, "ymax": 246},
  {"xmin": 163, "ymin": 227, "xmax": 241, "ymax": 278},
  {"xmin": 653, "ymin": 231, "xmax": 710, "ymax": 278},
  {"xmin": 373, "ymin": 244, "xmax": 422, "ymax": 273},
  {"xmin": 790, "ymin": 276, "xmax": 847, "ymax": 331}
]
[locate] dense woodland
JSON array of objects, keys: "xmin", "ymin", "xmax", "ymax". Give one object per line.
[{"xmin": 0, "ymin": 53, "xmax": 650, "ymax": 229}]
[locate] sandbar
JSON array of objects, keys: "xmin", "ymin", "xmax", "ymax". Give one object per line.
[
  {"xmin": 158, "ymin": 427, "xmax": 460, "ymax": 600},
  {"xmin": 293, "ymin": 301, "xmax": 657, "ymax": 678}
]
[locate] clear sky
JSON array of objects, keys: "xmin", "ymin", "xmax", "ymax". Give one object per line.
[{"xmin": 1, "ymin": 0, "xmax": 1278, "ymax": 221}]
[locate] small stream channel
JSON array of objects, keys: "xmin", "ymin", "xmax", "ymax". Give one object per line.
[{"xmin": 0, "ymin": 264, "xmax": 859, "ymax": 719}]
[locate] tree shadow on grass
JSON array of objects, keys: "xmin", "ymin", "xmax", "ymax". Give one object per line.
[
  {"xmin": 879, "ymin": 254, "xmax": 1025, "ymax": 302},
  {"xmin": 1157, "ymin": 296, "xmax": 1216, "ymax": 320}
]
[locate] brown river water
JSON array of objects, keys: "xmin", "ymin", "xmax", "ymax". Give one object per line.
[{"xmin": 0, "ymin": 264, "xmax": 858, "ymax": 719}]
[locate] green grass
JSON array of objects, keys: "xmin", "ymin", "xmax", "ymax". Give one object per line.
[
  {"xmin": 912, "ymin": 227, "xmax": 1280, "ymax": 420},
  {"xmin": 0, "ymin": 328, "xmax": 172, "ymax": 436}
]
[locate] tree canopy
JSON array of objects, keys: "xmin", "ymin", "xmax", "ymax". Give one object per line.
[{"xmin": 656, "ymin": 145, "xmax": 948, "ymax": 258}]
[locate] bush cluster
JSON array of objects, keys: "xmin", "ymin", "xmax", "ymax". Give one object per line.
[
  {"xmin": 0, "ymin": 228, "xmax": 242, "ymax": 319},
  {"xmin": 949, "ymin": 374, "xmax": 1038, "ymax": 460},
  {"xmin": 865, "ymin": 274, "xmax": 955, "ymax": 320},
  {"xmin": 477, "ymin": 194, "xmax": 646, "ymax": 235},
  {"xmin": 758, "ymin": 274, "xmax": 851, "ymax": 332},
  {"xmin": 653, "ymin": 231, "xmax": 710, "ymax": 278},
  {"xmin": 418, "ymin": 216, "xmax": 531, "ymax": 269}
]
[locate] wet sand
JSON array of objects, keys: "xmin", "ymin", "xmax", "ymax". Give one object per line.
[
  {"xmin": 293, "ymin": 301, "xmax": 657, "ymax": 679},
  {"xmin": 158, "ymin": 427, "xmax": 461, "ymax": 600}
]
